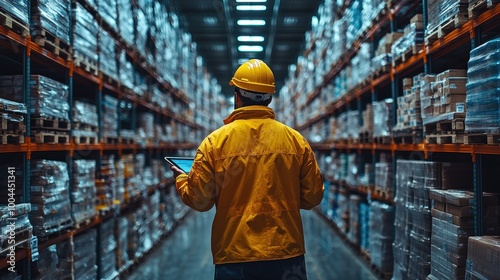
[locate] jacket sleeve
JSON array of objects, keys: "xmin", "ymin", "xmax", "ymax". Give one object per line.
[
  {"xmin": 175, "ymin": 148, "xmax": 216, "ymax": 212},
  {"xmin": 299, "ymin": 143, "xmax": 324, "ymax": 210}
]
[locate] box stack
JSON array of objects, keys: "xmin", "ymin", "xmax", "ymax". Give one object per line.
[
  {"xmin": 372, "ymin": 32, "xmax": 403, "ymax": 77},
  {"xmin": 428, "ymin": 190, "xmax": 500, "ymax": 280},
  {"xmin": 98, "ymin": 0, "xmax": 117, "ymax": 31},
  {"xmin": 369, "ymin": 201, "xmax": 394, "ymax": 275},
  {"xmin": 434, "ymin": 70, "xmax": 467, "ymax": 117},
  {"xmin": 372, "ymin": 99, "xmax": 393, "ymax": 139},
  {"xmin": 391, "ymin": 14, "xmax": 424, "ymax": 65},
  {"xmin": 426, "ymin": 0, "xmax": 468, "ymax": 43},
  {"xmin": 30, "ymin": 0, "xmax": 71, "ymax": 43},
  {"xmin": 116, "ymin": 216, "xmax": 131, "ymax": 271},
  {"xmin": 359, "ymin": 202, "xmax": 370, "ymax": 253},
  {"xmin": 137, "ymin": 112, "xmax": 155, "ymax": 146},
  {"xmin": 0, "ymin": 203, "xmax": 32, "ymax": 255},
  {"xmin": 466, "ymin": 236, "xmax": 500, "ymax": 279},
  {"xmin": 30, "ymin": 160, "xmax": 73, "ymax": 236},
  {"xmin": 102, "ymin": 95, "xmax": 118, "ymax": 140},
  {"xmin": 73, "ymin": 3, "xmax": 99, "ymax": 74},
  {"xmin": 348, "ymin": 194, "xmax": 362, "ymax": 245},
  {"xmin": 71, "ymin": 160, "xmax": 97, "ymax": 224},
  {"xmin": 99, "ymin": 219, "xmax": 118, "ymax": 280},
  {"xmin": 73, "ymin": 100, "xmax": 98, "ymax": 145},
  {"xmin": 96, "ymin": 154, "xmax": 118, "ymax": 208},
  {"xmin": 393, "ymin": 74, "xmax": 424, "ymax": 143},
  {"xmin": 99, "ymin": 29, "xmax": 119, "ymax": 82},
  {"xmin": 122, "ymin": 154, "xmax": 137, "ymax": 203},
  {"xmin": 465, "ymin": 38, "xmax": 500, "ymax": 133},
  {"xmin": 32, "ymin": 244, "xmax": 59, "ymax": 280},
  {"xmin": 73, "ymin": 229, "xmax": 97, "ymax": 280},
  {"xmin": 374, "ymin": 161, "xmax": 393, "ymax": 197},
  {"xmin": 0, "ymin": 97, "xmax": 26, "ymax": 145},
  {"xmin": 0, "ymin": 0, "xmax": 29, "ymax": 25},
  {"xmin": 359, "ymin": 104, "xmax": 373, "ymax": 141},
  {"xmin": 419, "ymin": 74, "xmax": 437, "ymax": 122}
]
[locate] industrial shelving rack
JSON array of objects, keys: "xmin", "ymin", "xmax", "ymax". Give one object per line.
[
  {"xmin": 284, "ymin": 0, "xmax": 500, "ymax": 278},
  {"xmin": 0, "ymin": 0, "xmax": 218, "ymax": 278}
]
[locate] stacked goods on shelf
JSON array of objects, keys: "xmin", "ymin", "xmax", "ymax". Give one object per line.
[
  {"xmin": 369, "ymin": 201, "xmax": 394, "ymax": 274},
  {"xmin": 96, "ymin": 154, "xmax": 118, "ymax": 208},
  {"xmin": 99, "ymin": 28, "xmax": 119, "ymax": 82},
  {"xmin": 359, "ymin": 104, "xmax": 373, "ymax": 141},
  {"xmin": 391, "ymin": 14, "xmax": 424, "ymax": 66},
  {"xmin": 118, "ymin": 100, "xmax": 134, "ymax": 143},
  {"xmin": 359, "ymin": 202, "xmax": 370, "ymax": 253},
  {"xmin": 372, "ymin": 99, "xmax": 393, "ymax": 141},
  {"xmin": 0, "ymin": 203, "xmax": 32, "ymax": 255},
  {"xmin": 74, "ymin": 229, "xmax": 97, "ymax": 280},
  {"xmin": 425, "ymin": 0, "xmax": 468, "ymax": 43},
  {"xmin": 393, "ymin": 160, "xmax": 438, "ymax": 280},
  {"xmin": 145, "ymin": 191, "xmax": 162, "ymax": 245},
  {"xmin": 359, "ymin": 163, "xmax": 374, "ymax": 186},
  {"xmin": 102, "ymin": 95, "xmax": 118, "ymax": 141},
  {"xmin": 421, "ymin": 69, "xmax": 467, "ymax": 144},
  {"xmin": 428, "ymin": 190, "xmax": 500, "ymax": 280},
  {"xmin": 0, "ymin": 75, "xmax": 70, "ymax": 144},
  {"xmin": 0, "ymin": 0, "xmax": 29, "ymax": 26},
  {"xmin": 372, "ymin": 32, "xmax": 403, "ymax": 78},
  {"xmin": 117, "ymin": 53, "xmax": 134, "ymax": 93},
  {"xmin": 137, "ymin": 112, "xmax": 154, "ymax": 146},
  {"xmin": 115, "ymin": 157, "xmax": 125, "ymax": 204},
  {"xmin": 345, "ymin": 0, "xmax": 362, "ymax": 49},
  {"xmin": 361, "ymin": 0, "xmax": 386, "ymax": 34},
  {"xmin": 73, "ymin": 3, "xmax": 99, "ymax": 75},
  {"xmin": 346, "ymin": 153, "xmax": 358, "ymax": 186},
  {"xmin": 73, "ymin": 100, "xmax": 98, "ymax": 144},
  {"xmin": 134, "ymin": 153, "xmax": 148, "ymax": 197},
  {"xmin": 122, "ymin": 154, "xmax": 138, "ymax": 202},
  {"xmin": 116, "ymin": 216, "xmax": 131, "ymax": 271},
  {"xmin": 71, "ymin": 160, "xmax": 97, "ymax": 224},
  {"xmin": 31, "ymin": 244, "xmax": 59, "ymax": 280},
  {"xmin": 30, "ymin": 160, "xmax": 73, "ymax": 236},
  {"xmin": 30, "ymin": 0, "xmax": 71, "ymax": 58},
  {"xmin": 99, "ymin": 219, "xmax": 118, "ymax": 280},
  {"xmin": 466, "ymin": 236, "xmax": 500, "ymax": 279},
  {"xmin": 347, "ymin": 43, "xmax": 372, "ymax": 90},
  {"xmin": 393, "ymin": 74, "xmax": 424, "ymax": 143},
  {"xmin": 348, "ymin": 194, "xmax": 362, "ymax": 245},
  {"xmin": 465, "ymin": 38, "xmax": 500, "ymax": 139},
  {"xmin": 0, "ymin": 97, "xmax": 26, "ymax": 144},
  {"xmin": 135, "ymin": 0, "xmax": 155, "ymax": 67},
  {"xmin": 336, "ymin": 186, "xmax": 350, "ymax": 235},
  {"xmin": 98, "ymin": 0, "xmax": 117, "ymax": 32},
  {"xmin": 55, "ymin": 238, "xmax": 73, "ymax": 279},
  {"xmin": 374, "ymin": 160, "xmax": 392, "ymax": 199}
]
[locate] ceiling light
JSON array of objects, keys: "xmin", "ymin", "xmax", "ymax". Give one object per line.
[
  {"xmin": 238, "ymin": 45, "xmax": 264, "ymax": 52},
  {"xmin": 236, "ymin": 0, "xmax": 267, "ymax": 2},
  {"xmin": 212, "ymin": 45, "xmax": 226, "ymax": 51},
  {"xmin": 283, "ymin": 17, "xmax": 298, "ymax": 25},
  {"xmin": 203, "ymin": 17, "xmax": 218, "ymax": 25},
  {"xmin": 237, "ymin": 36, "xmax": 265, "ymax": 42},
  {"xmin": 237, "ymin": 19, "xmax": 266, "ymax": 26},
  {"xmin": 236, "ymin": 5, "xmax": 267, "ymax": 11}
]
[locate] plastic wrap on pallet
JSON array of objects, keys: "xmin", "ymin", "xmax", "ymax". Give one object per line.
[
  {"xmin": 117, "ymin": 0, "xmax": 134, "ymax": 46},
  {"xmin": 100, "ymin": 219, "xmax": 118, "ymax": 279},
  {"xmin": 371, "ymin": 53, "xmax": 392, "ymax": 74},
  {"xmin": 0, "ymin": 0, "xmax": 29, "ymax": 25},
  {"xmin": 345, "ymin": 0, "xmax": 362, "ymax": 49},
  {"xmin": 466, "ymin": 236, "xmax": 500, "ymax": 280},
  {"xmin": 426, "ymin": 0, "xmax": 467, "ymax": 35},
  {"xmin": 335, "ymin": 187, "xmax": 350, "ymax": 234},
  {"xmin": 375, "ymin": 162, "xmax": 392, "ymax": 191},
  {"xmin": 102, "ymin": 95, "xmax": 118, "ymax": 138},
  {"xmin": 0, "ymin": 75, "xmax": 69, "ymax": 120},
  {"xmin": 361, "ymin": 0, "xmax": 385, "ymax": 33},
  {"xmin": 372, "ymin": 98, "xmax": 393, "ymax": 137},
  {"xmin": 73, "ymin": 100, "xmax": 98, "ymax": 127},
  {"xmin": 29, "ymin": 160, "xmax": 73, "ymax": 236},
  {"xmin": 98, "ymin": 0, "xmax": 117, "ymax": 31},
  {"xmin": 0, "ymin": 97, "xmax": 26, "ymax": 114},
  {"xmin": 347, "ymin": 43, "xmax": 372, "ymax": 90},
  {"xmin": 32, "ymin": 244, "xmax": 58, "ymax": 279},
  {"xmin": 31, "ymin": 0, "xmax": 71, "ymax": 43},
  {"xmin": 73, "ymin": 3, "xmax": 99, "ymax": 62},
  {"xmin": 99, "ymin": 28, "xmax": 118, "ymax": 81},
  {"xmin": 137, "ymin": 112, "xmax": 154, "ymax": 144},
  {"xmin": 97, "ymin": 154, "xmax": 118, "ymax": 206},
  {"xmin": 391, "ymin": 21, "xmax": 424, "ymax": 60},
  {"xmin": 73, "ymin": 229, "xmax": 98, "ymax": 279},
  {"xmin": 369, "ymin": 201, "xmax": 394, "ymax": 274},
  {"xmin": 348, "ymin": 194, "xmax": 362, "ymax": 245},
  {"xmin": 135, "ymin": 8, "xmax": 149, "ymax": 60},
  {"xmin": 118, "ymin": 50, "xmax": 135, "ymax": 90},
  {"xmin": 71, "ymin": 160, "xmax": 96, "ymax": 224},
  {"xmin": 465, "ymin": 38, "xmax": 500, "ymax": 133},
  {"xmin": 0, "ymin": 210, "xmax": 32, "ymax": 253},
  {"xmin": 359, "ymin": 202, "xmax": 370, "ymax": 251}
]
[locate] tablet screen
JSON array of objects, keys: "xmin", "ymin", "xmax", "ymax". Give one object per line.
[{"xmin": 164, "ymin": 157, "xmax": 194, "ymax": 173}]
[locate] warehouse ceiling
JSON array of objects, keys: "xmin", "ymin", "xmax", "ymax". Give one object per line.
[{"xmin": 166, "ymin": 0, "xmax": 322, "ymax": 98}]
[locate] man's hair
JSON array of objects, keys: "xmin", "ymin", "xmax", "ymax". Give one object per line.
[{"xmin": 235, "ymin": 88, "xmax": 272, "ymax": 107}]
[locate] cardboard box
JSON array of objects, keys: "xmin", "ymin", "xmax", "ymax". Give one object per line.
[
  {"xmin": 403, "ymin": 78, "xmax": 413, "ymax": 87},
  {"xmin": 411, "ymin": 14, "xmax": 424, "ymax": 23},
  {"xmin": 433, "ymin": 200, "xmax": 446, "ymax": 211},
  {"xmin": 467, "ymin": 236, "xmax": 500, "ymax": 279},
  {"xmin": 446, "ymin": 204, "xmax": 473, "ymax": 217},
  {"xmin": 432, "ymin": 209, "xmax": 498, "ymax": 228},
  {"xmin": 439, "ymin": 69, "xmax": 467, "ymax": 79}
]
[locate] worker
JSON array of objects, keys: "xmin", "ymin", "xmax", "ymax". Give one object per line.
[{"xmin": 171, "ymin": 59, "xmax": 324, "ymax": 280}]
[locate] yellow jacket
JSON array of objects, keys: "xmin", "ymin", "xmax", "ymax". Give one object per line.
[{"xmin": 175, "ymin": 106, "xmax": 324, "ymax": 264}]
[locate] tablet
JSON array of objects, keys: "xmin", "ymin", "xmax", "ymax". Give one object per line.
[{"xmin": 164, "ymin": 156, "xmax": 194, "ymax": 173}]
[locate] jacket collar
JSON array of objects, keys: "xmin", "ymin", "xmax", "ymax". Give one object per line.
[{"xmin": 223, "ymin": 106, "xmax": 276, "ymax": 124}]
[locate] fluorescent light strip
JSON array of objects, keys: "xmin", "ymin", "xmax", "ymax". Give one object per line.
[
  {"xmin": 237, "ymin": 5, "xmax": 266, "ymax": 11},
  {"xmin": 237, "ymin": 36, "xmax": 264, "ymax": 42},
  {"xmin": 237, "ymin": 19, "xmax": 266, "ymax": 26},
  {"xmin": 238, "ymin": 45, "xmax": 264, "ymax": 52}
]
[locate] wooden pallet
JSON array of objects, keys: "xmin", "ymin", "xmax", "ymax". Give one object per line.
[
  {"xmin": 0, "ymin": 227, "xmax": 33, "ymax": 256},
  {"xmin": 392, "ymin": 44, "xmax": 422, "ymax": 67},
  {"xmin": 359, "ymin": 131, "xmax": 373, "ymax": 143},
  {"xmin": 373, "ymin": 186, "xmax": 394, "ymax": 201},
  {"xmin": 101, "ymin": 72, "xmax": 120, "ymax": 88},
  {"xmin": 0, "ymin": 10, "xmax": 29, "ymax": 37},
  {"xmin": 103, "ymin": 136, "xmax": 119, "ymax": 144},
  {"xmin": 31, "ymin": 116, "xmax": 70, "ymax": 131},
  {"xmin": 73, "ymin": 50, "xmax": 98, "ymax": 76},
  {"xmin": 370, "ymin": 64, "xmax": 390, "ymax": 80},
  {"xmin": 0, "ymin": 133, "xmax": 24, "ymax": 144},
  {"xmin": 35, "ymin": 218, "xmax": 74, "ymax": 238},
  {"xmin": 120, "ymin": 137, "xmax": 134, "ymax": 144},
  {"xmin": 73, "ymin": 213, "xmax": 97, "ymax": 229},
  {"xmin": 424, "ymin": 114, "xmax": 465, "ymax": 135},
  {"xmin": 73, "ymin": 122, "xmax": 98, "ymax": 132},
  {"xmin": 73, "ymin": 134, "xmax": 98, "ymax": 144},
  {"xmin": 373, "ymin": 135, "xmax": 392, "ymax": 144},
  {"xmin": 31, "ymin": 131, "xmax": 69, "ymax": 144},
  {"xmin": 32, "ymin": 28, "xmax": 72, "ymax": 61},
  {"xmin": 0, "ymin": 113, "xmax": 25, "ymax": 132},
  {"xmin": 463, "ymin": 133, "xmax": 500, "ymax": 145},
  {"xmin": 468, "ymin": 0, "xmax": 500, "ymax": 19},
  {"xmin": 392, "ymin": 128, "xmax": 424, "ymax": 144},
  {"xmin": 426, "ymin": 133, "xmax": 464, "ymax": 144}
]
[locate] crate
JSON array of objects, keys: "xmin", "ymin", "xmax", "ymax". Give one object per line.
[
  {"xmin": 468, "ymin": 0, "xmax": 500, "ymax": 19},
  {"xmin": 31, "ymin": 115, "xmax": 70, "ymax": 131}
]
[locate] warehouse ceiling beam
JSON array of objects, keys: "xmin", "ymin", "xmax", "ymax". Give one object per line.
[{"xmin": 265, "ymin": 0, "xmax": 280, "ymax": 63}]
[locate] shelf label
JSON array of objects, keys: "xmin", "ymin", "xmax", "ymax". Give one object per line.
[{"xmin": 30, "ymin": 236, "xmax": 39, "ymax": 262}]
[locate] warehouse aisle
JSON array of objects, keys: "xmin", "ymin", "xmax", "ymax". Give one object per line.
[{"xmin": 129, "ymin": 209, "xmax": 378, "ymax": 280}]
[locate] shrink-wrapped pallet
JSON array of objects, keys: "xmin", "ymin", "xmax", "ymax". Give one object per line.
[
  {"xmin": 31, "ymin": 0, "xmax": 71, "ymax": 43},
  {"xmin": 0, "ymin": 0, "xmax": 29, "ymax": 24}
]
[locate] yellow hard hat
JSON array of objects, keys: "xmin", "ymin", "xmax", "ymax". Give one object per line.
[{"xmin": 229, "ymin": 59, "xmax": 275, "ymax": 94}]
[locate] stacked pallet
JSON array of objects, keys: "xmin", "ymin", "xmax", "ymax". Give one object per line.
[
  {"xmin": 0, "ymin": 0, "xmax": 29, "ymax": 37},
  {"xmin": 425, "ymin": 0, "xmax": 469, "ymax": 45},
  {"xmin": 95, "ymin": 154, "xmax": 119, "ymax": 210},
  {"xmin": 0, "ymin": 203, "xmax": 32, "ymax": 256},
  {"xmin": 72, "ymin": 3, "xmax": 99, "ymax": 75},
  {"xmin": 468, "ymin": 0, "xmax": 500, "ymax": 19},
  {"xmin": 71, "ymin": 160, "xmax": 97, "ymax": 225},
  {"xmin": 99, "ymin": 219, "xmax": 118, "ymax": 280},
  {"xmin": 391, "ymin": 14, "xmax": 424, "ymax": 66},
  {"xmin": 102, "ymin": 95, "xmax": 118, "ymax": 142},
  {"xmin": 373, "ymin": 99, "xmax": 393, "ymax": 143},
  {"xmin": 359, "ymin": 104, "xmax": 373, "ymax": 142},
  {"xmin": 73, "ymin": 100, "xmax": 98, "ymax": 145},
  {"xmin": 371, "ymin": 32, "xmax": 403, "ymax": 79},
  {"xmin": 0, "ymin": 98, "xmax": 26, "ymax": 144},
  {"xmin": 393, "ymin": 74, "xmax": 424, "ymax": 143},
  {"xmin": 369, "ymin": 201, "xmax": 395, "ymax": 276},
  {"xmin": 466, "ymin": 236, "xmax": 500, "ymax": 279},
  {"xmin": 73, "ymin": 229, "xmax": 97, "ymax": 280},
  {"xmin": 29, "ymin": 160, "xmax": 73, "ymax": 237}
]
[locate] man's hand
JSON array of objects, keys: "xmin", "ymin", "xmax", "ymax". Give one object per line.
[{"xmin": 170, "ymin": 165, "xmax": 186, "ymax": 179}]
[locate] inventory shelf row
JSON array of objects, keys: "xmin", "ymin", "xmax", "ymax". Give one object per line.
[
  {"xmin": 296, "ymin": 3, "xmax": 500, "ymax": 130},
  {"xmin": 325, "ymin": 176, "xmax": 394, "ymax": 206},
  {"xmin": 312, "ymin": 141, "xmax": 500, "ymax": 157}
]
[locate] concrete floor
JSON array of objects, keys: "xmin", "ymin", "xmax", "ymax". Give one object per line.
[{"xmin": 128, "ymin": 209, "xmax": 379, "ymax": 280}]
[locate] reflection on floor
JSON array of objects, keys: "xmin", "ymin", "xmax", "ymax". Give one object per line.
[{"xmin": 128, "ymin": 209, "xmax": 379, "ymax": 280}]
